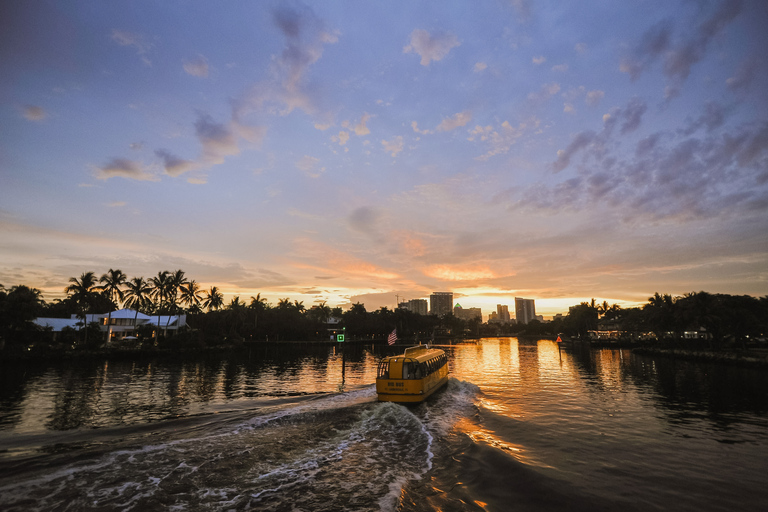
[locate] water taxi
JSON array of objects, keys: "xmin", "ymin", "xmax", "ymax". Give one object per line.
[{"xmin": 376, "ymin": 344, "xmax": 449, "ymax": 403}]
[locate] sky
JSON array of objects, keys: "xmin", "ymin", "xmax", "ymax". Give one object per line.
[{"xmin": 1, "ymin": 0, "xmax": 767, "ymax": 319}]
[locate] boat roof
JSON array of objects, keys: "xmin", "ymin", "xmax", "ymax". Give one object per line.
[{"xmin": 388, "ymin": 345, "xmax": 445, "ymax": 363}]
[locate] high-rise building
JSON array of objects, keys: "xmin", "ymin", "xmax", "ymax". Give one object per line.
[
  {"xmin": 429, "ymin": 292, "xmax": 453, "ymax": 317},
  {"xmin": 514, "ymin": 297, "xmax": 536, "ymax": 325},
  {"xmin": 453, "ymin": 303, "xmax": 481, "ymax": 321},
  {"xmin": 496, "ymin": 304, "xmax": 510, "ymax": 323},
  {"xmin": 399, "ymin": 298, "xmax": 428, "ymax": 315}
]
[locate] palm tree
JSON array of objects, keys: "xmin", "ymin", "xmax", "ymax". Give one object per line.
[
  {"xmin": 124, "ymin": 276, "xmax": 151, "ymax": 335},
  {"xmin": 64, "ymin": 271, "xmax": 98, "ymax": 343},
  {"xmin": 248, "ymin": 293, "xmax": 269, "ymax": 332},
  {"xmin": 99, "ymin": 269, "xmax": 126, "ymax": 342},
  {"xmin": 180, "ymin": 280, "xmax": 203, "ymax": 313},
  {"xmin": 149, "ymin": 271, "xmax": 171, "ymax": 341},
  {"xmin": 165, "ymin": 269, "xmax": 187, "ymax": 332},
  {"xmin": 202, "ymin": 286, "xmax": 224, "ymax": 312}
]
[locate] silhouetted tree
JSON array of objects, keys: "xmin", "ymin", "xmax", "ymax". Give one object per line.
[
  {"xmin": 124, "ymin": 276, "xmax": 152, "ymax": 335},
  {"xmin": 65, "ymin": 272, "xmax": 99, "ymax": 345},
  {"xmin": 99, "ymin": 269, "xmax": 126, "ymax": 342}
]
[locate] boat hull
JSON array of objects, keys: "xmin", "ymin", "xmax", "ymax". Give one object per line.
[{"xmin": 376, "ymin": 372, "xmax": 449, "ymax": 403}]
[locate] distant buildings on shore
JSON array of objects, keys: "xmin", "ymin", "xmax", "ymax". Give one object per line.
[
  {"xmin": 397, "ymin": 292, "xmax": 539, "ymax": 324},
  {"xmin": 429, "ymin": 292, "xmax": 453, "ymax": 317},
  {"xmin": 515, "ymin": 297, "xmax": 536, "ymax": 325}
]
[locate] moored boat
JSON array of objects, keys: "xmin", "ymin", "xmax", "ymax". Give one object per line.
[{"xmin": 376, "ymin": 344, "xmax": 449, "ymax": 403}]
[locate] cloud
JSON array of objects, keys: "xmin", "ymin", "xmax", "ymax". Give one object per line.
[
  {"xmin": 348, "ymin": 206, "xmax": 380, "ymax": 233},
  {"xmin": 552, "ymin": 130, "xmax": 596, "ymax": 171},
  {"xmin": 574, "ymin": 42, "xmax": 588, "ymax": 54},
  {"xmin": 619, "ymin": 21, "xmax": 673, "ymax": 80},
  {"xmin": 403, "ymin": 29, "xmax": 460, "ymax": 66},
  {"xmin": 621, "ymin": 1, "xmax": 743, "ymax": 93},
  {"xmin": 423, "ymin": 264, "xmax": 496, "ymax": 281},
  {"xmin": 619, "ymin": 97, "xmax": 647, "ymax": 134},
  {"xmin": 23, "ymin": 105, "xmax": 46, "ymax": 121},
  {"xmin": 354, "ymin": 113, "xmax": 371, "ymax": 136},
  {"xmin": 682, "ymin": 101, "xmax": 726, "ymax": 135},
  {"xmin": 382, "ymin": 136, "xmax": 404, "ymax": 157},
  {"xmin": 107, "ymin": 201, "xmax": 126, "ymax": 208},
  {"xmin": 551, "ymin": 64, "xmax": 568, "ymax": 73},
  {"xmin": 471, "ymin": 119, "xmax": 535, "ymax": 161},
  {"xmin": 195, "ymin": 114, "xmax": 240, "ymax": 164},
  {"xmin": 111, "ymin": 29, "xmax": 153, "ymax": 65},
  {"xmin": 333, "ymin": 130, "xmax": 350, "ymax": 145},
  {"xmin": 272, "ymin": 4, "xmax": 338, "ymax": 91},
  {"xmin": 532, "ymin": 56, "xmax": 546, "ymax": 65},
  {"xmin": 155, "ymin": 149, "xmax": 197, "ymax": 177},
  {"xmin": 234, "ymin": 5, "xmax": 337, "ymax": 120},
  {"xmin": 411, "ymin": 121, "xmax": 432, "ymax": 135},
  {"xmin": 585, "ymin": 90, "xmax": 605, "ymax": 106},
  {"xmin": 183, "ymin": 54, "xmax": 209, "ymax": 77},
  {"xmin": 296, "ymin": 155, "xmax": 324, "ymax": 177},
  {"xmin": 527, "ymin": 82, "xmax": 560, "ymax": 103},
  {"xmin": 94, "ymin": 158, "xmax": 158, "ymax": 181},
  {"xmin": 530, "ymin": 116, "xmax": 768, "ymax": 223},
  {"xmin": 474, "ymin": 62, "xmax": 487, "ymax": 72},
  {"xmin": 437, "ymin": 111, "xmax": 472, "ymax": 132},
  {"xmin": 727, "ymin": 56, "xmax": 758, "ymax": 91}
]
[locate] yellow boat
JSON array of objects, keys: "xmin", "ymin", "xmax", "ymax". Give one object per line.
[{"xmin": 376, "ymin": 344, "xmax": 449, "ymax": 403}]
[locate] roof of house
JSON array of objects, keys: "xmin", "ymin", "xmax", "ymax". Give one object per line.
[
  {"xmin": 34, "ymin": 317, "xmax": 81, "ymax": 331},
  {"xmin": 104, "ymin": 308, "xmax": 152, "ymax": 320}
]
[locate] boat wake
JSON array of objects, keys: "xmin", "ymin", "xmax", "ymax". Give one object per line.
[{"xmin": 0, "ymin": 379, "xmax": 480, "ymax": 511}]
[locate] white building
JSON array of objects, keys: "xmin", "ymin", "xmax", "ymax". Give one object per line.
[{"xmin": 34, "ymin": 308, "xmax": 187, "ymax": 341}]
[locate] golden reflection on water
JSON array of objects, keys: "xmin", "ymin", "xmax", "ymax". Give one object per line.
[{"xmin": 455, "ymin": 416, "xmax": 554, "ymax": 469}]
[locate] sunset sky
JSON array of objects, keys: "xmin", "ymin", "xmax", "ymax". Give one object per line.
[{"xmin": 2, "ymin": 0, "xmax": 767, "ymax": 319}]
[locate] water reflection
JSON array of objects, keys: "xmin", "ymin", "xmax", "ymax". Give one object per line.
[{"xmin": 2, "ymin": 340, "xmax": 767, "ymax": 437}]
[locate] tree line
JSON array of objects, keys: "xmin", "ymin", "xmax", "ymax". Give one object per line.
[
  {"xmin": 1, "ymin": 269, "xmax": 766, "ymax": 354},
  {"xmin": 516, "ymin": 293, "xmax": 768, "ymax": 345}
]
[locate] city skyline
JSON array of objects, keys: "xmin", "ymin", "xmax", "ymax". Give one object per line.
[{"xmin": 2, "ymin": 1, "xmax": 767, "ymax": 318}]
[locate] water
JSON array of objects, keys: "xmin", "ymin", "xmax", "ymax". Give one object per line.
[{"xmin": 1, "ymin": 339, "xmax": 767, "ymax": 511}]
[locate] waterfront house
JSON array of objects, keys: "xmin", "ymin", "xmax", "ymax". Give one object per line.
[{"xmin": 34, "ymin": 308, "xmax": 187, "ymax": 342}]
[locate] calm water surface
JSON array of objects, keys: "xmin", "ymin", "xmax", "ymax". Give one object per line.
[{"xmin": 1, "ymin": 339, "xmax": 767, "ymax": 511}]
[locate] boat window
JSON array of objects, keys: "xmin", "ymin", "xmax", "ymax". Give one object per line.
[{"xmin": 377, "ymin": 360, "xmax": 389, "ymax": 379}]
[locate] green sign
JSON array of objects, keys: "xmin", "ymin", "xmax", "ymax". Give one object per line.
[{"xmin": 337, "ymin": 334, "xmax": 345, "ymax": 342}]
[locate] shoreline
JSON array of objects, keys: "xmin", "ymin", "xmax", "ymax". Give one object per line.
[{"xmin": 632, "ymin": 346, "xmax": 768, "ymax": 369}]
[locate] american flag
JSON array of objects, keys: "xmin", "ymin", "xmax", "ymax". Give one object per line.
[{"xmin": 387, "ymin": 328, "xmax": 397, "ymax": 345}]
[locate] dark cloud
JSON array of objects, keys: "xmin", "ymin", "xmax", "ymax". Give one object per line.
[
  {"xmin": 155, "ymin": 149, "xmax": 196, "ymax": 177},
  {"xmin": 535, "ymin": 120, "xmax": 768, "ymax": 221},
  {"xmin": 620, "ymin": 21, "xmax": 672, "ymax": 81},
  {"xmin": 621, "ymin": 1, "xmax": 744, "ymax": 94},
  {"xmin": 552, "ymin": 130, "xmax": 595, "ymax": 172},
  {"xmin": 727, "ymin": 57, "xmax": 758, "ymax": 91},
  {"xmin": 636, "ymin": 133, "xmax": 661, "ymax": 157},
  {"xmin": 620, "ymin": 97, "xmax": 647, "ymax": 134},
  {"xmin": 348, "ymin": 206, "xmax": 380, "ymax": 233},
  {"xmin": 682, "ymin": 101, "xmax": 726, "ymax": 136},
  {"xmin": 272, "ymin": 4, "xmax": 336, "ymax": 91},
  {"xmin": 195, "ymin": 113, "xmax": 239, "ymax": 164}
]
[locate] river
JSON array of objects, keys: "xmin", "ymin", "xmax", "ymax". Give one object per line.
[{"xmin": 1, "ymin": 338, "xmax": 767, "ymax": 511}]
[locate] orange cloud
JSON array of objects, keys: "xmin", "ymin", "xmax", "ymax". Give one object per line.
[{"xmin": 423, "ymin": 264, "xmax": 496, "ymax": 281}]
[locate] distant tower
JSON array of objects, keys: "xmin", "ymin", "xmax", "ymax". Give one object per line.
[
  {"xmin": 514, "ymin": 297, "xmax": 536, "ymax": 325},
  {"xmin": 429, "ymin": 292, "xmax": 453, "ymax": 317},
  {"xmin": 497, "ymin": 304, "xmax": 510, "ymax": 323}
]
